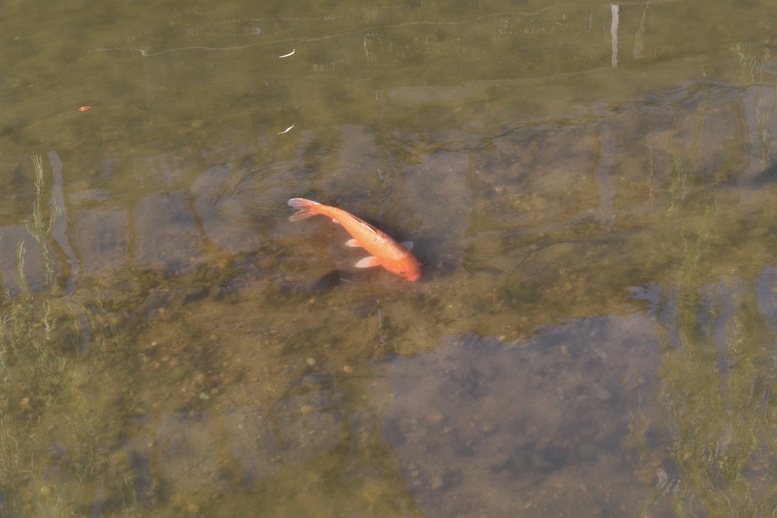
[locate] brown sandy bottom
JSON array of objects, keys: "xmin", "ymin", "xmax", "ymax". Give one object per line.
[{"xmin": 382, "ymin": 315, "xmax": 670, "ymax": 518}]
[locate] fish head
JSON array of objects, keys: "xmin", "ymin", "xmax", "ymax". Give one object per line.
[
  {"xmin": 405, "ymin": 270, "xmax": 421, "ymax": 282},
  {"xmin": 390, "ymin": 255, "xmax": 421, "ymax": 282}
]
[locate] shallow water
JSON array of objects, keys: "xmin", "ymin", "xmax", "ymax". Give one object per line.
[{"xmin": 3, "ymin": 1, "xmax": 777, "ymax": 516}]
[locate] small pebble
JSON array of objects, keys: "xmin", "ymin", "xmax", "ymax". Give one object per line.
[
  {"xmin": 427, "ymin": 414, "xmax": 445, "ymax": 425},
  {"xmin": 593, "ymin": 384, "xmax": 612, "ymax": 401},
  {"xmin": 259, "ymin": 255, "xmax": 278, "ymax": 269}
]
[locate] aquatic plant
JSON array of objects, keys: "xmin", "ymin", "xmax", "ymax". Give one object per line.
[
  {"xmin": 633, "ymin": 164, "xmax": 777, "ymax": 515},
  {"xmin": 0, "ymin": 156, "xmax": 137, "ymax": 517}
]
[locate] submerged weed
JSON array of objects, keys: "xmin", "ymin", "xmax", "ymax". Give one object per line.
[
  {"xmin": 668, "ymin": 150, "xmax": 688, "ymax": 209},
  {"xmin": 0, "ymin": 155, "xmax": 137, "ymax": 516}
]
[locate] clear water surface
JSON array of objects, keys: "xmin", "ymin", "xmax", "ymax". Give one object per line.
[{"xmin": 2, "ymin": 1, "xmax": 777, "ymax": 516}]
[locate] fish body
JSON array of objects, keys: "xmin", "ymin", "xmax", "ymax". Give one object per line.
[{"xmin": 287, "ymin": 197, "xmax": 421, "ymax": 282}]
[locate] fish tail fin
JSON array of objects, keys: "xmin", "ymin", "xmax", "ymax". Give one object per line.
[{"xmin": 287, "ymin": 197, "xmax": 322, "ymax": 222}]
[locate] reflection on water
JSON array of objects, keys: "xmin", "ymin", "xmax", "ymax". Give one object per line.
[
  {"xmin": 384, "ymin": 320, "xmax": 660, "ymax": 517},
  {"xmin": 4, "ymin": 0, "xmax": 777, "ymax": 516}
]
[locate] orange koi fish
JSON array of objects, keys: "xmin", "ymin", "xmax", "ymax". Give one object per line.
[{"xmin": 287, "ymin": 197, "xmax": 421, "ymax": 282}]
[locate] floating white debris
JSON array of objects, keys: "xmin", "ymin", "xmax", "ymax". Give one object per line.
[
  {"xmin": 277, "ymin": 125, "xmax": 294, "ymax": 135},
  {"xmin": 279, "ymin": 49, "xmax": 295, "ymax": 59}
]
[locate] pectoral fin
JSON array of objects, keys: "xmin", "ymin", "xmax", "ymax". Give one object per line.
[
  {"xmin": 345, "ymin": 239, "xmax": 361, "ymax": 248},
  {"xmin": 401, "ymin": 241, "xmax": 414, "ymax": 251},
  {"xmin": 355, "ymin": 256, "xmax": 381, "ymax": 268}
]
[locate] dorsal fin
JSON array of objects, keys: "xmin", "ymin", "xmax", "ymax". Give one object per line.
[{"xmin": 343, "ymin": 213, "xmax": 380, "ymax": 234}]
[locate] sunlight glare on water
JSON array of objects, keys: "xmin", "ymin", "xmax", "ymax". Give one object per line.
[{"xmin": 2, "ymin": 1, "xmax": 777, "ymax": 516}]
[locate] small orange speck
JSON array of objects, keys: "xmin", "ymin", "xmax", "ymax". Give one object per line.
[{"xmin": 78, "ymin": 105, "xmax": 91, "ymax": 112}]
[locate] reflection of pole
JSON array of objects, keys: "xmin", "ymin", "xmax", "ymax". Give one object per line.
[
  {"xmin": 633, "ymin": 6, "xmax": 647, "ymax": 59},
  {"xmin": 611, "ymin": 4, "xmax": 619, "ymax": 68},
  {"xmin": 48, "ymin": 151, "xmax": 91, "ymax": 354}
]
